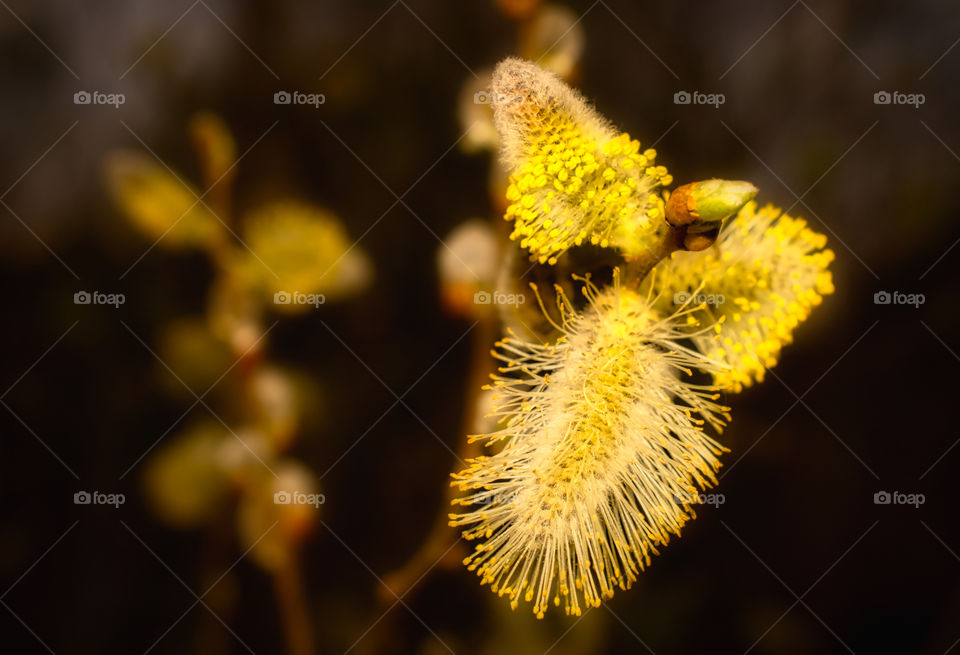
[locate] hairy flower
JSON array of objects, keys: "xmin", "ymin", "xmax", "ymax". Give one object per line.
[
  {"xmin": 230, "ymin": 202, "xmax": 372, "ymax": 309},
  {"xmin": 450, "ymin": 275, "xmax": 729, "ymax": 617},
  {"xmin": 105, "ymin": 150, "xmax": 222, "ymax": 248},
  {"xmin": 492, "ymin": 58, "xmax": 673, "ymax": 264},
  {"xmin": 646, "ymin": 202, "xmax": 835, "ymax": 392}
]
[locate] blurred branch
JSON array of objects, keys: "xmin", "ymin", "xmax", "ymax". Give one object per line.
[{"xmin": 273, "ymin": 556, "xmax": 314, "ymax": 655}]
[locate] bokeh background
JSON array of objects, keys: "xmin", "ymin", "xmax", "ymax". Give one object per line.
[{"xmin": 1, "ymin": 0, "xmax": 959, "ymax": 653}]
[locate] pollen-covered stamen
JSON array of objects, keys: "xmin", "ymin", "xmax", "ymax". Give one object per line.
[
  {"xmin": 646, "ymin": 201, "xmax": 835, "ymax": 392},
  {"xmin": 492, "ymin": 58, "xmax": 673, "ymax": 264},
  {"xmin": 450, "ymin": 275, "xmax": 730, "ymax": 617}
]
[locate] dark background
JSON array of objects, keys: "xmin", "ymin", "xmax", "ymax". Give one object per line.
[{"xmin": 1, "ymin": 1, "xmax": 958, "ymax": 653}]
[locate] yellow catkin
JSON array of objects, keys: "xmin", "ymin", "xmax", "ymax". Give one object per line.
[
  {"xmin": 646, "ymin": 202, "xmax": 835, "ymax": 392},
  {"xmin": 492, "ymin": 58, "xmax": 672, "ymax": 264},
  {"xmin": 450, "ymin": 275, "xmax": 730, "ymax": 617}
]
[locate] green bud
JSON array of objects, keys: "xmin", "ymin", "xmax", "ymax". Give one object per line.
[
  {"xmin": 688, "ymin": 179, "xmax": 758, "ymax": 228},
  {"xmin": 666, "ymin": 179, "xmax": 758, "ymax": 233}
]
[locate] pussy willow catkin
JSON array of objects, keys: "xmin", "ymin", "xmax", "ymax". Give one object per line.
[{"xmin": 451, "ymin": 278, "xmax": 729, "ymax": 617}]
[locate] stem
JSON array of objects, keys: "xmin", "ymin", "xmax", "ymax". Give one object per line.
[
  {"xmin": 206, "ymin": 231, "xmax": 236, "ymax": 274},
  {"xmin": 194, "ymin": 513, "xmax": 236, "ymax": 655},
  {"xmin": 273, "ymin": 555, "xmax": 314, "ymax": 655},
  {"xmin": 622, "ymin": 224, "xmax": 685, "ymax": 289}
]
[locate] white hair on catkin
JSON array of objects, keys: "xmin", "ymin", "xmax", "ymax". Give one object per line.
[
  {"xmin": 450, "ymin": 274, "xmax": 731, "ymax": 617},
  {"xmin": 491, "ymin": 57, "xmax": 614, "ymax": 169},
  {"xmin": 488, "ymin": 58, "xmax": 673, "ymax": 263}
]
